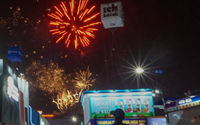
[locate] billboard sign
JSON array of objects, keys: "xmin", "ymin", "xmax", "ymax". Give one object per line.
[
  {"xmin": 81, "ymin": 89, "xmax": 154, "ymax": 122},
  {"xmin": 101, "ymin": 1, "xmax": 124, "ymax": 29},
  {"xmin": 90, "ymin": 94, "xmax": 154, "ymax": 118}
]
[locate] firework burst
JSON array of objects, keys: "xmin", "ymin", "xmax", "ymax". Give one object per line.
[
  {"xmin": 25, "ymin": 61, "xmax": 69, "ymax": 94},
  {"xmin": 73, "ymin": 66, "xmax": 95, "ymax": 102},
  {"xmin": 73, "ymin": 66, "xmax": 95, "ymax": 90},
  {"xmin": 48, "ymin": 0, "xmax": 101, "ymax": 49},
  {"xmin": 26, "ymin": 61, "xmax": 95, "ymax": 111},
  {"xmin": 53, "ymin": 90, "xmax": 77, "ymax": 112}
]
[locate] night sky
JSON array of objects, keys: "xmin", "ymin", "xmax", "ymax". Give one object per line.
[{"xmin": 0, "ymin": 0, "xmax": 200, "ymax": 113}]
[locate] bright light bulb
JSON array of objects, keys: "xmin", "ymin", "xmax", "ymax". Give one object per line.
[
  {"xmin": 72, "ymin": 116, "xmax": 77, "ymax": 122},
  {"xmin": 135, "ymin": 67, "xmax": 144, "ymax": 74},
  {"xmin": 155, "ymin": 89, "xmax": 160, "ymax": 94}
]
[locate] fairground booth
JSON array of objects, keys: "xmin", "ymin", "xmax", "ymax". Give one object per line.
[
  {"xmin": 81, "ymin": 89, "xmax": 166, "ymax": 125},
  {"xmin": 165, "ymin": 94, "xmax": 200, "ymax": 125}
]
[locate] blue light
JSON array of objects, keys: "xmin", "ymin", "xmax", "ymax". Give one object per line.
[
  {"xmin": 140, "ymin": 89, "xmax": 146, "ymax": 91},
  {"xmin": 81, "ymin": 89, "xmax": 153, "ymax": 105},
  {"xmin": 29, "ymin": 106, "xmax": 35, "ymax": 125},
  {"xmin": 82, "ymin": 89, "xmax": 152, "ymax": 95},
  {"xmin": 109, "ymin": 90, "xmax": 115, "ymax": 93},
  {"xmin": 29, "ymin": 106, "xmax": 39, "ymax": 125},
  {"xmin": 7, "ymin": 47, "xmax": 23, "ymax": 62},
  {"xmin": 154, "ymin": 69, "xmax": 163, "ymax": 74}
]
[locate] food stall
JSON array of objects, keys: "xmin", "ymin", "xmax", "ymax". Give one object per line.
[
  {"xmin": 165, "ymin": 95, "xmax": 200, "ymax": 125},
  {"xmin": 81, "ymin": 89, "xmax": 155, "ymax": 125}
]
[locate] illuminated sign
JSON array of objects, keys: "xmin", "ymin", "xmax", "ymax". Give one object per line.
[
  {"xmin": 7, "ymin": 47, "xmax": 23, "ymax": 62},
  {"xmin": 7, "ymin": 76, "xmax": 19, "ymax": 102},
  {"xmin": 92, "ymin": 119, "xmax": 146, "ymax": 125},
  {"xmin": 101, "ymin": 1, "xmax": 124, "ymax": 29},
  {"xmin": 29, "ymin": 106, "xmax": 39, "ymax": 125},
  {"xmin": 81, "ymin": 89, "xmax": 154, "ymax": 124},
  {"xmin": 178, "ymin": 98, "xmax": 192, "ymax": 105},
  {"xmin": 41, "ymin": 114, "xmax": 54, "ymax": 118},
  {"xmin": 90, "ymin": 95, "xmax": 154, "ymax": 118},
  {"xmin": 165, "ymin": 95, "xmax": 200, "ymax": 112}
]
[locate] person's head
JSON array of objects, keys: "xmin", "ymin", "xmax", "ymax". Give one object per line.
[{"xmin": 111, "ymin": 109, "xmax": 125, "ymax": 124}]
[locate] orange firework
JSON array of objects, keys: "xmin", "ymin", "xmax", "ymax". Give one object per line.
[{"xmin": 48, "ymin": 0, "xmax": 101, "ymax": 49}]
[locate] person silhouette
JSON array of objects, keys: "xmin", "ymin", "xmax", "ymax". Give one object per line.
[{"xmin": 111, "ymin": 109, "xmax": 126, "ymax": 125}]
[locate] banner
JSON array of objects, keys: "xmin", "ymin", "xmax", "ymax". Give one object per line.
[
  {"xmin": 165, "ymin": 95, "xmax": 200, "ymax": 112},
  {"xmin": 81, "ymin": 89, "xmax": 154, "ymax": 124},
  {"xmin": 101, "ymin": 1, "xmax": 124, "ymax": 29},
  {"xmin": 90, "ymin": 119, "xmax": 147, "ymax": 125},
  {"xmin": 90, "ymin": 94, "xmax": 154, "ymax": 118}
]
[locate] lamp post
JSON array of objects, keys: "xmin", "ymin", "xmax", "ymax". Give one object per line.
[{"xmin": 134, "ymin": 67, "xmax": 144, "ymax": 88}]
